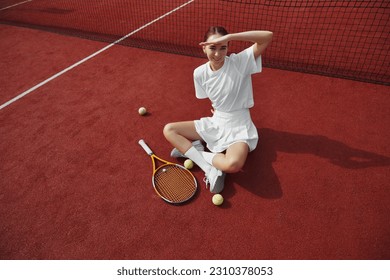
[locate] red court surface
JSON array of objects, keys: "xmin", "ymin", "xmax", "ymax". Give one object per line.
[{"xmin": 1, "ymin": 24, "xmax": 389, "ymax": 260}]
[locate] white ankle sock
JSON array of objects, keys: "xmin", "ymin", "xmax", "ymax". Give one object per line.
[{"xmin": 185, "ymin": 146, "xmax": 211, "ymax": 175}]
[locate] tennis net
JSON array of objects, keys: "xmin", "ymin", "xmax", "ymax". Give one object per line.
[{"xmin": 1, "ymin": 0, "xmax": 389, "ymax": 85}]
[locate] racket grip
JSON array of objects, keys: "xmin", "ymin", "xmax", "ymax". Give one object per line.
[{"xmin": 138, "ymin": 139, "xmax": 153, "ymax": 155}]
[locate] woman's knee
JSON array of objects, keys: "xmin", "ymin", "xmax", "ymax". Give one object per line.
[
  {"xmin": 163, "ymin": 123, "xmax": 176, "ymax": 139},
  {"xmin": 225, "ymin": 157, "xmax": 245, "ymax": 173},
  {"xmin": 222, "ymin": 143, "xmax": 248, "ymax": 173},
  {"xmin": 163, "ymin": 121, "xmax": 199, "ymax": 141}
]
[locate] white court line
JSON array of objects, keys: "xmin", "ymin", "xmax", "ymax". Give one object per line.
[
  {"xmin": 0, "ymin": 0, "xmax": 32, "ymax": 11},
  {"xmin": 0, "ymin": 0, "xmax": 194, "ymax": 110}
]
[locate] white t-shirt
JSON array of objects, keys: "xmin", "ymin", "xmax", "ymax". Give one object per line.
[{"xmin": 193, "ymin": 45, "xmax": 262, "ymax": 112}]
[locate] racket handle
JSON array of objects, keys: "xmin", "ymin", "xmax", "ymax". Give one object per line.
[{"xmin": 138, "ymin": 139, "xmax": 153, "ymax": 155}]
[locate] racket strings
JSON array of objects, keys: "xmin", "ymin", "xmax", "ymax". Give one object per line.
[{"xmin": 154, "ymin": 165, "xmax": 196, "ymax": 203}]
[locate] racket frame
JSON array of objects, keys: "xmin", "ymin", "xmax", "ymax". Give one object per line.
[{"xmin": 139, "ymin": 139, "xmax": 197, "ymax": 204}]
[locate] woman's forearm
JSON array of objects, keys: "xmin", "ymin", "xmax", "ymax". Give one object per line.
[{"xmin": 227, "ymin": 31, "xmax": 273, "ymax": 45}]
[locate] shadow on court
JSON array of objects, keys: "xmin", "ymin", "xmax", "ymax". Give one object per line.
[{"xmin": 230, "ymin": 128, "xmax": 390, "ymax": 199}]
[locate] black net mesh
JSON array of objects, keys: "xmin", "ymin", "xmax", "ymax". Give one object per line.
[{"xmin": 1, "ymin": 0, "xmax": 389, "ymax": 85}]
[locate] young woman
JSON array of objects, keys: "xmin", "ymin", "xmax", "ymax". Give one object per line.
[{"xmin": 163, "ymin": 26, "xmax": 273, "ymax": 193}]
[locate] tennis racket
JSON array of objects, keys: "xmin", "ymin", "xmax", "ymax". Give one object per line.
[{"xmin": 138, "ymin": 139, "xmax": 197, "ymax": 204}]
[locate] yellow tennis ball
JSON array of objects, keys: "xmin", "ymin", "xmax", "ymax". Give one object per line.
[
  {"xmin": 184, "ymin": 159, "xmax": 194, "ymax": 169},
  {"xmin": 138, "ymin": 107, "xmax": 147, "ymax": 115},
  {"xmin": 212, "ymin": 194, "xmax": 224, "ymax": 206}
]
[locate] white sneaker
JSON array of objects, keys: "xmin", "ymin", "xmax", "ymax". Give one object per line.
[
  {"xmin": 203, "ymin": 166, "xmax": 225, "ymax": 193},
  {"xmin": 170, "ymin": 140, "xmax": 204, "ymax": 158}
]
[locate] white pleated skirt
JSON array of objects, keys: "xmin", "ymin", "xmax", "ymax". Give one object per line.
[{"xmin": 194, "ymin": 109, "xmax": 258, "ymax": 153}]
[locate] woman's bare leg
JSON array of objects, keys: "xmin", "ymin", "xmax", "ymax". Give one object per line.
[
  {"xmin": 164, "ymin": 121, "xmax": 249, "ymax": 173},
  {"xmin": 212, "ymin": 142, "xmax": 249, "ymax": 173},
  {"xmin": 163, "ymin": 121, "xmax": 202, "ymax": 154}
]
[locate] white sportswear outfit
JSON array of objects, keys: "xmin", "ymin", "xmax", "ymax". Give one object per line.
[{"xmin": 193, "ymin": 45, "xmax": 262, "ymax": 153}]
